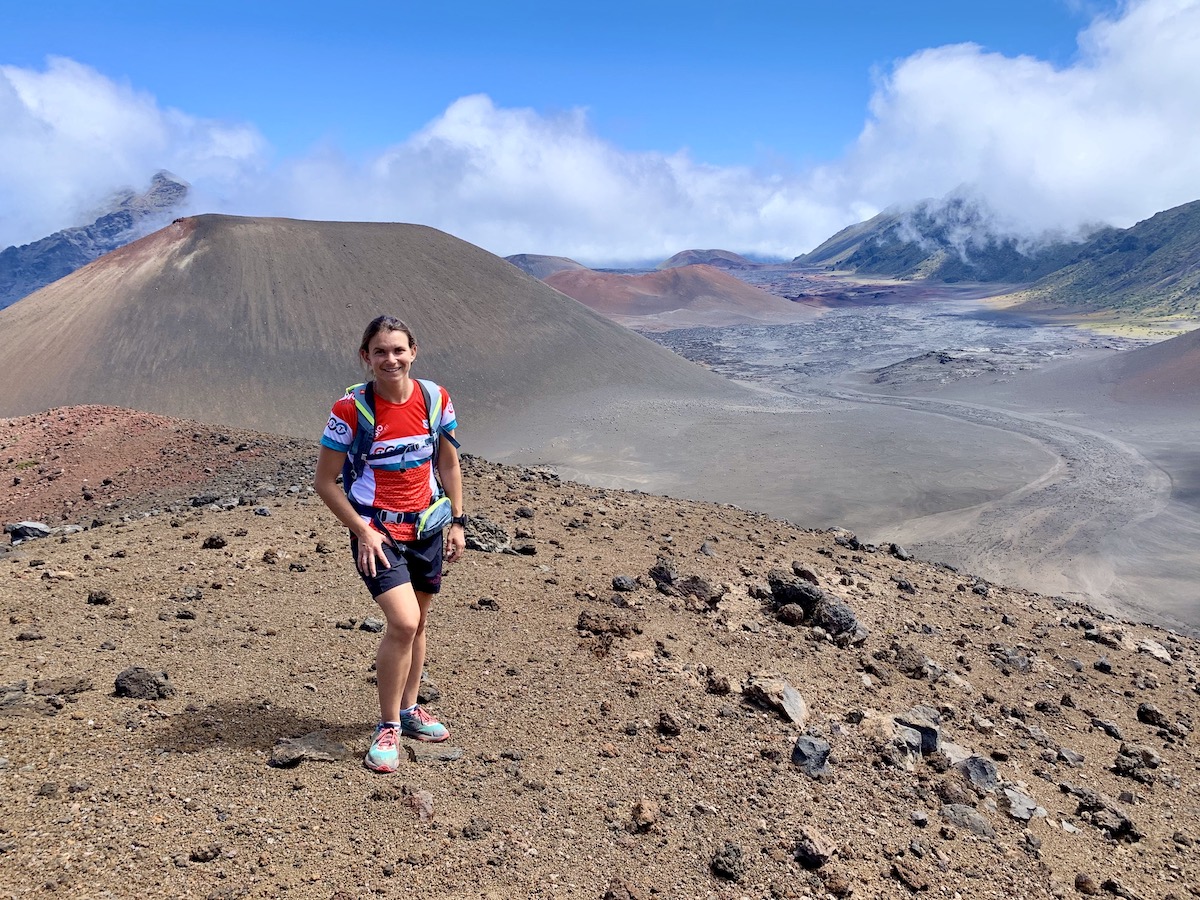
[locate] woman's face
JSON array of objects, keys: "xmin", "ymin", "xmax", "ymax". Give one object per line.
[{"xmin": 362, "ymin": 328, "xmax": 417, "ymax": 383}]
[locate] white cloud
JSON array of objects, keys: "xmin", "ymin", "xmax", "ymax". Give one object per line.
[
  {"xmin": 844, "ymin": 0, "xmax": 1200, "ymax": 239},
  {"xmin": 4, "ymin": 0, "xmax": 1200, "ymax": 260},
  {"xmin": 0, "ymin": 57, "xmax": 267, "ymax": 247},
  {"xmin": 230, "ymin": 95, "xmax": 850, "ymax": 263}
]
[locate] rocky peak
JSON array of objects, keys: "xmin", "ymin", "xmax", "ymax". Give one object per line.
[{"xmin": 0, "ymin": 170, "xmax": 190, "ymax": 310}]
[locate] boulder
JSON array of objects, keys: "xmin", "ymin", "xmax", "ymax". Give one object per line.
[
  {"xmin": 1059, "ymin": 782, "xmax": 1142, "ymax": 842},
  {"xmin": 5, "ymin": 521, "xmax": 52, "ymax": 544},
  {"xmin": 1136, "ymin": 638, "xmax": 1172, "ymax": 664},
  {"xmin": 793, "ymin": 826, "xmax": 838, "ymax": 869},
  {"xmin": 114, "ymin": 667, "xmax": 176, "ymax": 700},
  {"xmin": 577, "ymin": 610, "xmax": 634, "ymax": 638},
  {"xmin": 953, "ymin": 755, "xmax": 998, "ymax": 793},
  {"xmin": 269, "ymin": 731, "xmax": 351, "ymax": 767},
  {"xmin": 463, "ymin": 515, "xmax": 513, "ymax": 553},
  {"xmin": 791, "ymin": 735, "xmax": 832, "ymax": 778},
  {"xmin": 767, "ymin": 569, "xmax": 825, "ymax": 615},
  {"xmin": 810, "ymin": 595, "xmax": 863, "ymax": 643},
  {"xmin": 940, "ymin": 803, "xmax": 995, "ymax": 839},
  {"xmin": 710, "ymin": 841, "xmax": 746, "ymax": 882},
  {"xmin": 894, "ymin": 706, "xmax": 941, "ymax": 755},
  {"xmin": 743, "ymin": 674, "xmax": 809, "ymax": 726},
  {"xmin": 647, "ymin": 558, "xmax": 677, "ymax": 592},
  {"xmin": 1135, "ymin": 703, "xmax": 1170, "ymax": 729},
  {"xmin": 1000, "ymin": 786, "xmax": 1045, "ymax": 821},
  {"xmin": 775, "ymin": 603, "xmax": 807, "ymax": 626}
]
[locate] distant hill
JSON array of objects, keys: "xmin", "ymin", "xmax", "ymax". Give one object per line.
[
  {"xmin": 543, "ymin": 263, "xmax": 815, "ymax": 329},
  {"xmin": 658, "ymin": 249, "xmax": 759, "ymax": 270},
  {"xmin": 795, "ymin": 196, "xmax": 1107, "ymax": 284},
  {"xmin": 0, "ymin": 215, "xmax": 735, "ymax": 439},
  {"xmin": 0, "ymin": 171, "xmax": 188, "ymax": 310},
  {"xmin": 504, "ymin": 254, "xmax": 588, "ymax": 279},
  {"xmin": 1011, "ymin": 199, "xmax": 1200, "ymax": 318}
]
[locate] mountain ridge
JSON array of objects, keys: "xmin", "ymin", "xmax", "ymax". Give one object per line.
[
  {"xmin": 1008, "ymin": 199, "xmax": 1200, "ymax": 318},
  {"xmin": 793, "ymin": 196, "xmax": 1106, "ymax": 284},
  {"xmin": 793, "ymin": 194, "xmax": 1200, "ymax": 320},
  {"xmin": 0, "ymin": 171, "xmax": 189, "ymax": 310}
]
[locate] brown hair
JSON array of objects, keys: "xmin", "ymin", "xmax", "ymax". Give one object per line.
[{"xmin": 359, "ymin": 315, "xmax": 417, "ymax": 357}]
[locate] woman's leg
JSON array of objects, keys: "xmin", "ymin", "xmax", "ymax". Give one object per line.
[
  {"xmin": 373, "ymin": 583, "xmax": 422, "ymax": 721},
  {"xmin": 401, "ymin": 591, "xmax": 435, "ymax": 708}
]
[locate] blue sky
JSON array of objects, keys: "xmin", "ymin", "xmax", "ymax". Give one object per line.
[
  {"xmin": 4, "ymin": 0, "xmax": 1200, "ymax": 263},
  {"xmin": 0, "ymin": 1, "xmax": 1095, "ymax": 163}
]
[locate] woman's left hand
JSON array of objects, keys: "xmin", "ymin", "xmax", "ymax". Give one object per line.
[{"xmin": 445, "ymin": 524, "xmax": 466, "ymax": 563}]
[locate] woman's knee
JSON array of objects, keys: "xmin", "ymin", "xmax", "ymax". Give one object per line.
[
  {"xmin": 382, "ymin": 619, "xmax": 420, "ymax": 646},
  {"xmin": 376, "ymin": 587, "xmax": 422, "ymax": 640}
]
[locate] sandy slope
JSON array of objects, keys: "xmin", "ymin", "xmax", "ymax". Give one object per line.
[
  {"xmin": 2, "ymin": 407, "xmax": 1198, "ymax": 899},
  {"xmin": 1102, "ymin": 326, "xmax": 1200, "ymax": 408},
  {"xmin": 848, "ymin": 349, "xmax": 1200, "ymax": 636},
  {"xmin": 0, "ymin": 216, "xmax": 737, "ymax": 438}
]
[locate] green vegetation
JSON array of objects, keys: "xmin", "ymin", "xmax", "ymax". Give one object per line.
[{"xmin": 1012, "ymin": 199, "xmax": 1200, "ymax": 317}]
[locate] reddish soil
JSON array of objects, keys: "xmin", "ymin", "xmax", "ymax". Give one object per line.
[{"xmin": 1, "ymin": 406, "xmax": 313, "ymax": 528}]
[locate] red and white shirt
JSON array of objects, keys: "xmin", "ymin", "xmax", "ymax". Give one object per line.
[{"xmin": 321, "ymin": 382, "xmax": 457, "ymax": 541}]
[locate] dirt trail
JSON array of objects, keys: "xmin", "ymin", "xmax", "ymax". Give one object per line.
[{"xmin": 806, "ymin": 385, "xmax": 1185, "ymax": 631}]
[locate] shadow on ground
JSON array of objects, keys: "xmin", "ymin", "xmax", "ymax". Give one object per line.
[{"xmin": 148, "ymin": 697, "xmax": 363, "ymax": 754}]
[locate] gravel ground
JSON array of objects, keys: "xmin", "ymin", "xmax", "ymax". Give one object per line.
[{"xmin": 2, "ymin": 407, "xmax": 1198, "ymax": 899}]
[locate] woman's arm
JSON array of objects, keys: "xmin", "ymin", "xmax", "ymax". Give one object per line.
[
  {"xmin": 313, "ymin": 445, "xmax": 390, "ymax": 575},
  {"xmin": 436, "ymin": 436, "xmax": 466, "ymax": 563}
]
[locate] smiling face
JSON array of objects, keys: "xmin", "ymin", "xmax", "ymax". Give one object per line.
[{"xmin": 361, "ymin": 327, "xmax": 417, "ymax": 386}]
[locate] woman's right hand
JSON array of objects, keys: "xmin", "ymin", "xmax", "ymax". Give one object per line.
[{"xmin": 356, "ymin": 528, "xmax": 391, "ymax": 577}]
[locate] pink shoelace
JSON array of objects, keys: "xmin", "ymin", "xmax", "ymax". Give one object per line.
[{"xmin": 407, "ymin": 707, "xmax": 435, "ymax": 725}]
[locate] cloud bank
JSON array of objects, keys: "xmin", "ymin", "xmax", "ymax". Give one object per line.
[
  {"xmin": 0, "ymin": 57, "xmax": 266, "ymax": 248},
  {"xmin": 3, "ymin": 0, "xmax": 1200, "ymax": 262},
  {"xmin": 844, "ymin": 0, "xmax": 1200, "ymax": 240}
]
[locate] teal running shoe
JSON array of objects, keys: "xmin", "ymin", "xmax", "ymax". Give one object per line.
[
  {"xmin": 400, "ymin": 706, "xmax": 449, "ymax": 742},
  {"xmin": 364, "ymin": 723, "xmax": 401, "ymax": 773}
]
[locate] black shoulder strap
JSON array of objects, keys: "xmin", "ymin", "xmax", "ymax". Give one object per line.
[{"xmin": 350, "ymin": 381, "xmax": 376, "ymax": 462}]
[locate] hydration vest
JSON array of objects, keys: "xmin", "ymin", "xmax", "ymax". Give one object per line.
[{"xmin": 340, "ymin": 378, "xmax": 460, "ymax": 520}]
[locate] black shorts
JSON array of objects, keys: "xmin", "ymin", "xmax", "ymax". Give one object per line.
[{"xmin": 350, "ymin": 533, "xmax": 443, "ymax": 598}]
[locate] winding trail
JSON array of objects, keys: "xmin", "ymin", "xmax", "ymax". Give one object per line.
[
  {"xmin": 797, "ymin": 383, "xmax": 1173, "ymax": 614},
  {"xmin": 642, "ymin": 303, "xmax": 1197, "ymax": 632}
]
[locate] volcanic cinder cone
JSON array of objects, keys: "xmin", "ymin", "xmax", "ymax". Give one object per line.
[
  {"xmin": 544, "ymin": 263, "xmax": 817, "ymax": 329},
  {"xmin": 0, "ymin": 215, "xmax": 736, "ymax": 438}
]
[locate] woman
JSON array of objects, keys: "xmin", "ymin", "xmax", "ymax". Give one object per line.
[{"xmin": 314, "ymin": 315, "xmax": 466, "ymax": 773}]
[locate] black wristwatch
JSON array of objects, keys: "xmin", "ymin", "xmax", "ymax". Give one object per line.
[{"xmin": 450, "ymin": 514, "xmax": 467, "ymax": 527}]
